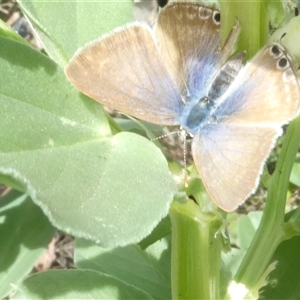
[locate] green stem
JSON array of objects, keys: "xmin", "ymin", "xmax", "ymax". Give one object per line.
[
  {"xmin": 220, "ymin": 0, "xmax": 268, "ymax": 58},
  {"xmin": 170, "ymin": 200, "xmax": 224, "ymax": 300},
  {"xmin": 234, "ymin": 116, "xmax": 300, "ymax": 290}
]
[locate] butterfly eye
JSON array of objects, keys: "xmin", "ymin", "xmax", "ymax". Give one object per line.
[{"xmin": 277, "ymin": 57, "xmax": 289, "ymax": 70}]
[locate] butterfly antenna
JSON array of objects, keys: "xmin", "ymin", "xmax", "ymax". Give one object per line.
[{"xmin": 151, "ymin": 130, "xmax": 180, "ymax": 141}]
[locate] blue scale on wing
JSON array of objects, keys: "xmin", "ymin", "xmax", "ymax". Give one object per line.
[{"xmin": 180, "ymin": 52, "xmax": 245, "ymax": 135}]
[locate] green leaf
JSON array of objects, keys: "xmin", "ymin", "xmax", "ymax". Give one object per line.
[
  {"xmin": 270, "ymin": 16, "xmax": 300, "ymax": 64},
  {"xmin": 290, "ymin": 161, "xmax": 300, "ymax": 186},
  {"xmin": 0, "ymin": 37, "xmax": 177, "ymax": 247},
  {"xmin": 17, "ymin": 0, "xmax": 134, "ymax": 66},
  {"xmin": 259, "ymin": 235, "xmax": 300, "ymax": 299},
  {"xmin": 11, "ymin": 269, "xmax": 154, "ymax": 300},
  {"xmin": 265, "ymin": 1, "xmax": 286, "ymax": 28},
  {"xmin": 238, "ymin": 212, "xmax": 263, "ymax": 251},
  {"xmin": 0, "ymin": 190, "xmax": 55, "ymax": 299},
  {"xmin": 222, "ymin": 212, "xmax": 263, "ymax": 279},
  {"xmin": 75, "ymin": 238, "xmax": 171, "ymax": 299},
  {"xmin": 139, "ymin": 216, "xmax": 171, "ymax": 249}
]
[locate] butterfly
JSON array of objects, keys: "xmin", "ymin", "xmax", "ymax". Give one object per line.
[{"xmin": 65, "ymin": 2, "xmax": 300, "ymax": 212}]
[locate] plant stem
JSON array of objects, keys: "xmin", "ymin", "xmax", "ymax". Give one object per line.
[
  {"xmin": 220, "ymin": 0, "xmax": 268, "ymax": 58},
  {"xmin": 170, "ymin": 200, "xmax": 224, "ymax": 300},
  {"xmin": 234, "ymin": 116, "xmax": 300, "ymax": 291}
]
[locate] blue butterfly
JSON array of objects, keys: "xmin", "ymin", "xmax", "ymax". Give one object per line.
[{"xmin": 65, "ymin": 2, "xmax": 300, "ymax": 211}]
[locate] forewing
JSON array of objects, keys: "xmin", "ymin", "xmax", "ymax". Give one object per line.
[
  {"xmin": 155, "ymin": 2, "xmax": 239, "ymax": 100},
  {"xmin": 192, "ymin": 123, "xmax": 279, "ymax": 212},
  {"xmin": 65, "ymin": 24, "xmax": 183, "ymax": 126}
]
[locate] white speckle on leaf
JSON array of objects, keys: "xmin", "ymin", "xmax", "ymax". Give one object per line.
[{"xmin": 60, "ymin": 117, "xmax": 77, "ymax": 127}]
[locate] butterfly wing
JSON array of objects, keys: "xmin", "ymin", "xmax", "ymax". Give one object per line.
[
  {"xmin": 155, "ymin": 2, "xmax": 239, "ymax": 101},
  {"xmin": 193, "ymin": 44, "xmax": 300, "ymax": 212},
  {"xmin": 193, "ymin": 123, "xmax": 278, "ymax": 212},
  {"xmin": 215, "ymin": 44, "xmax": 300, "ymax": 124},
  {"xmin": 65, "ymin": 24, "xmax": 183, "ymax": 126}
]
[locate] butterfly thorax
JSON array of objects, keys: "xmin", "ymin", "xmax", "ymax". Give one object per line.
[
  {"xmin": 179, "ymin": 52, "xmax": 247, "ymax": 135},
  {"xmin": 180, "ymin": 96, "xmax": 216, "ymax": 135}
]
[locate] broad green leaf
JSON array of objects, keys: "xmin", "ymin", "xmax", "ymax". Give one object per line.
[
  {"xmin": 75, "ymin": 238, "xmax": 171, "ymax": 299},
  {"xmin": 139, "ymin": 216, "xmax": 171, "ymax": 249},
  {"xmin": 259, "ymin": 235, "xmax": 300, "ymax": 299},
  {"xmin": 115, "ymin": 118, "xmax": 163, "ymax": 135},
  {"xmin": 12, "ymin": 269, "xmax": 153, "ymax": 300},
  {"xmin": 0, "ymin": 37, "xmax": 177, "ymax": 247},
  {"xmin": 17, "ymin": 0, "xmax": 134, "ymax": 66},
  {"xmin": 0, "ymin": 190, "xmax": 55, "ymax": 299}
]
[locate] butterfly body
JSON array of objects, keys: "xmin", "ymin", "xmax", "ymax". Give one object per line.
[
  {"xmin": 179, "ymin": 52, "xmax": 246, "ymax": 135},
  {"xmin": 178, "ymin": 96, "xmax": 212, "ymax": 134},
  {"xmin": 65, "ymin": 3, "xmax": 300, "ymax": 211}
]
